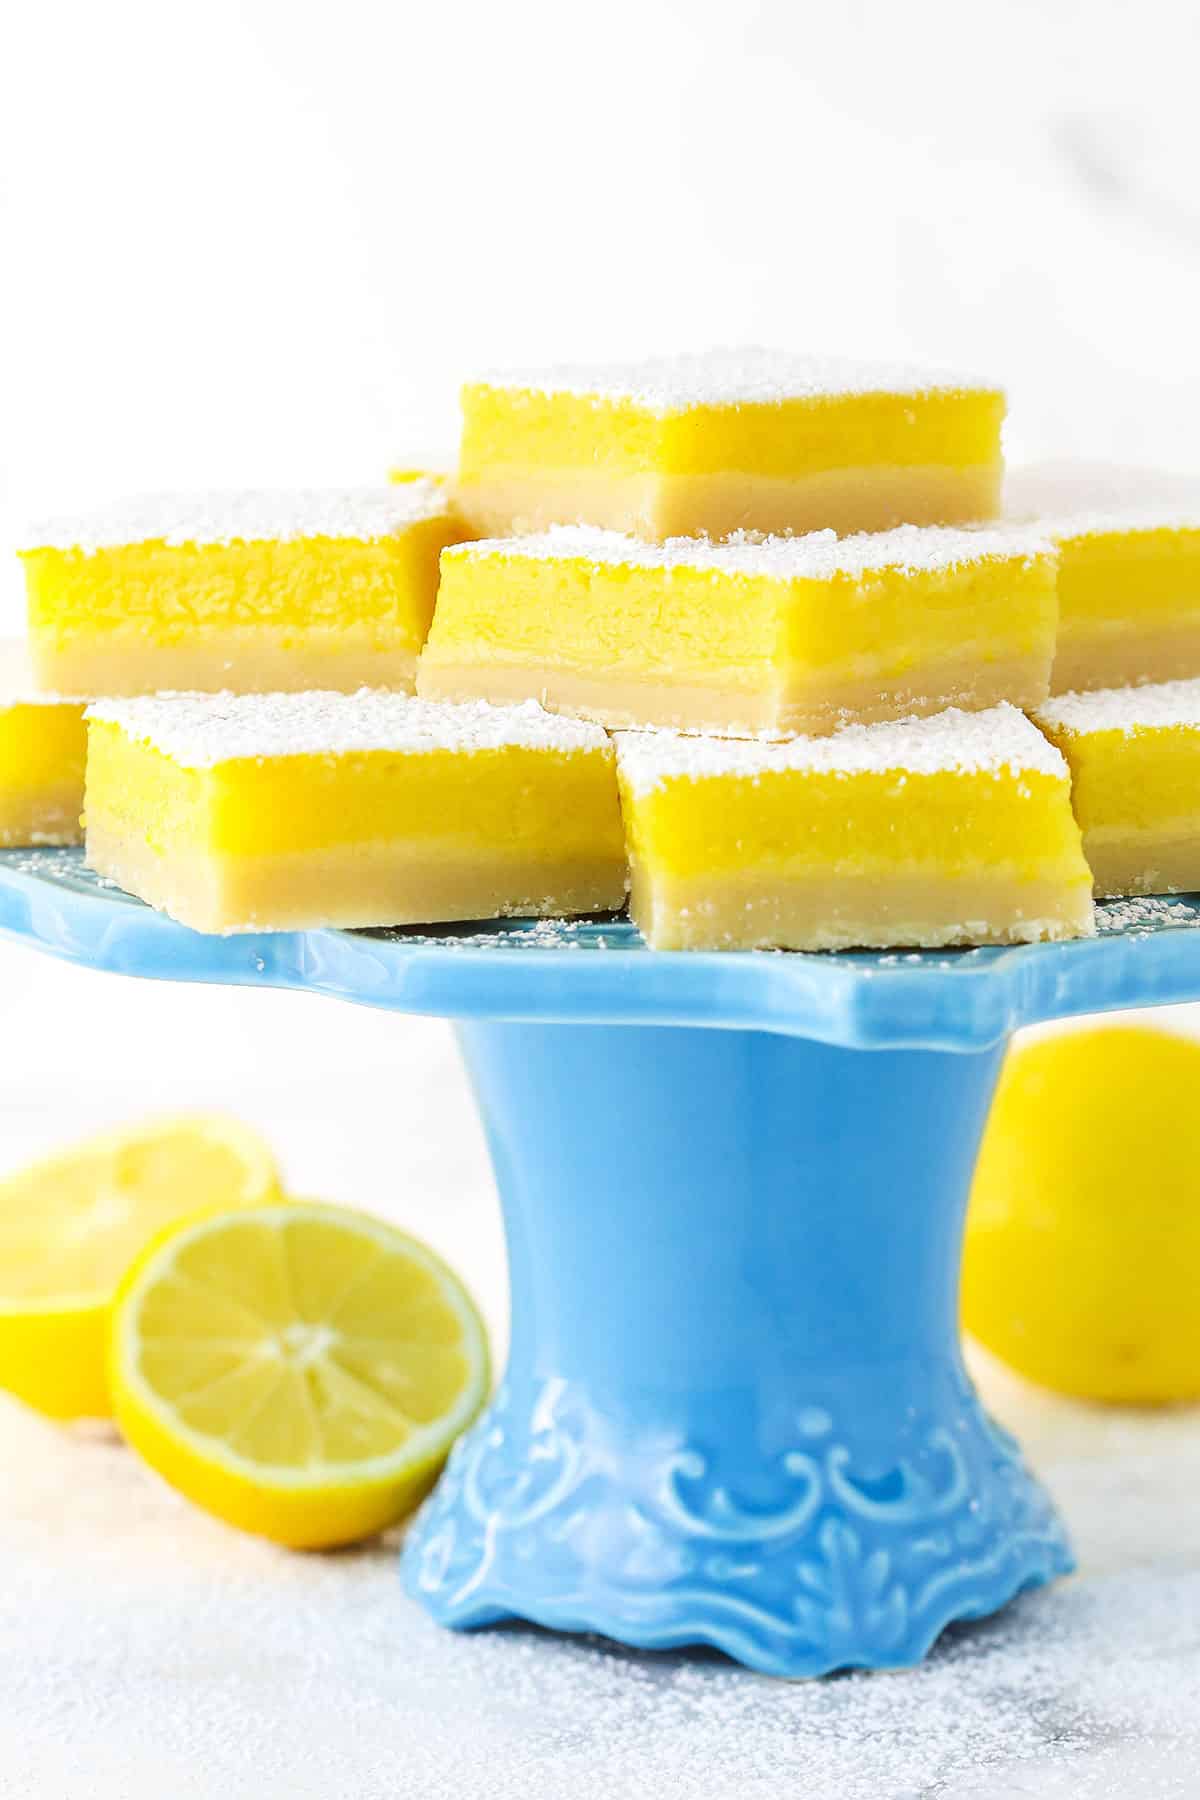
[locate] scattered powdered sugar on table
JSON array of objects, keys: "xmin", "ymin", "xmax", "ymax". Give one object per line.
[
  {"xmin": 615, "ymin": 704, "xmax": 1068, "ymax": 792},
  {"xmin": 21, "ymin": 482, "xmax": 450, "ymax": 554},
  {"xmin": 87, "ymin": 690, "xmax": 610, "ymax": 766},
  {"xmin": 1005, "ymin": 459, "xmax": 1200, "ymax": 540},
  {"xmin": 450, "ymin": 521, "xmax": 1051, "ymax": 582},
  {"xmin": 470, "ymin": 346, "xmax": 999, "ymax": 410},
  {"xmin": 1036, "ymin": 678, "xmax": 1200, "ymax": 737},
  {"xmin": 2, "ymin": 1374, "xmax": 1199, "ymax": 1800},
  {"xmin": 381, "ymin": 917, "xmax": 613, "ymax": 951},
  {"xmin": 1097, "ymin": 895, "xmax": 1199, "ymax": 933}
]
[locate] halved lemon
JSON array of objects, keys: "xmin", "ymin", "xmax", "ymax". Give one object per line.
[
  {"xmin": 109, "ymin": 1201, "xmax": 490, "ymax": 1547},
  {"xmin": 0, "ymin": 1114, "xmax": 281, "ymax": 1420}
]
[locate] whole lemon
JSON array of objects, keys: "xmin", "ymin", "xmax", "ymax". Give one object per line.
[{"xmin": 962, "ymin": 1023, "xmax": 1200, "ymax": 1404}]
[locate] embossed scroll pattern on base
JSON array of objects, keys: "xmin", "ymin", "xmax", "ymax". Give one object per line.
[{"xmin": 404, "ymin": 1371, "xmax": 1072, "ymax": 1678}]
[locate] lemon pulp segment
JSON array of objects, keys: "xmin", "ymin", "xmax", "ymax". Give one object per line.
[
  {"xmin": 0, "ymin": 1115, "xmax": 281, "ymax": 1419},
  {"xmin": 109, "ymin": 1201, "xmax": 490, "ymax": 1546}
]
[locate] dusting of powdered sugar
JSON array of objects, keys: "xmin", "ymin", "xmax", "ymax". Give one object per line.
[
  {"xmin": 2, "ymin": 1386, "xmax": 1200, "ymax": 1800},
  {"xmin": 21, "ymin": 481, "xmax": 451, "ymax": 555},
  {"xmin": 1005, "ymin": 460, "xmax": 1200, "ymax": 539},
  {"xmin": 1097, "ymin": 895, "xmax": 1199, "ymax": 933},
  {"xmin": 468, "ymin": 346, "xmax": 1000, "ymax": 411},
  {"xmin": 616, "ymin": 703, "xmax": 1067, "ymax": 794},
  {"xmin": 87, "ymin": 690, "xmax": 610, "ymax": 767},
  {"xmin": 447, "ymin": 522, "xmax": 1051, "ymax": 583},
  {"xmin": 1036, "ymin": 677, "xmax": 1200, "ymax": 737}
]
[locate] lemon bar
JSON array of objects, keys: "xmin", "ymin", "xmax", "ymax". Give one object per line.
[
  {"xmin": 615, "ymin": 705, "xmax": 1094, "ymax": 952},
  {"xmin": 20, "ymin": 484, "xmax": 462, "ymax": 698},
  {"xmin": 84, "ymin": 692, "xmax": 626, "ymax": 934},
  {"xmin": 1006, "ymin": 461, "xmax": 1200, "ymax": 694},
  {"xmin": 0, "ymin": 644, "xmax": 86, "ymax": 847},
  {"xmin": 419, "ymin": 524, "xmax": 1056, "ymax": 738},
  {"xmin": 457, "ymin": 348, "xmax": 1005, "ymax": 542},
  {"xmin": 1035, "ymin": 679, "xmax": 1200, "ymax": 896},
  {"xmin": 388, "ymin": 465, "xmax": 451, "ymax": 487}
]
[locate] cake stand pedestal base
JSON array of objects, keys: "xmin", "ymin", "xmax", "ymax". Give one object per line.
[{"xmin": 402, "ymin": 1022, "xmax": 1071, "ymax": 1677}]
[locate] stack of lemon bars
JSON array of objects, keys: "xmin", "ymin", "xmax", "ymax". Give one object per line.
[{"xmin": 9, "ymin": 348, "xmax": 1200, "ymax": 952}]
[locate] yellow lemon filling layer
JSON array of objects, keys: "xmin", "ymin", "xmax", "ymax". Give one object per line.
[
  {"xmin": 461, "ymin": 385, "xmax": 1003, "ymax": 480},
  {"xmin": 615, "ymin": 706, "xmax": 1094, "ymax": 952},
  {"xmin": 0, "ymin": 646, "xmax": 87, "ymax": 847},
  {"xmin": 1006, "ymin": 462, "xmax": 1200, "ymax": 692},
  {"xmin": 1050, "ymin": 527, "xmax": 1200, "ymax": 693},
  {"xmin": 1036, "ymin": 679, "xmax": 1200, "ymax": 896},
  {"xmin": 419, "ymin": 524, "xmax": 1056, "ymax": 738},
  {"xmin": 20, "ymin": 486, "xmax": 463, "ymax": 697},
  {"xmin": 459, "ymin": 350, "xmax": 1004, "ymax": 539},
  {"xmin": 84, "ymin": 693, "xmax": 627, "ymax": 934}
]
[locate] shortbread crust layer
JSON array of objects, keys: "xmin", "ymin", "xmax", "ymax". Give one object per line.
[
  {"xmin": 420, "ymin": 525, "xmax": 1056, "ymax": 739},
  {"xmin": 615, "ymin": 706, "xmax": 1094, "ymax": 953},
  {"xmin": 1006, "ymin": 464, "xmax": 1200, "ymax": 694},
  {"xmin": 1067, "ymin": 832, "xmax": 1200, "ymax": 899},
  {"xmin": 454, "ymin": 464, "xmax": 1003, "ymax": 543},
  {"xmin": 460, "ymin": 350, "xmax": 1005, "ymax": 541},
  {"xmin": 83, "ymin": 831, "xmax": 621, "ymax": 936},
  {"xmin": 1051, "ymin": 526, "xmax": 1200, "ymax": 694},
  {"xmin": 629, "ymin": 869, "xmax": 1093, "ymax": 954},
  {"xmin": 418, "ymin": 651, "xmax": 1044, "ymax": 739},
  {"xmin": 0, "ymin": 774, "xmax": 84, "ymax": 849},
  {"xmin": 36, "ymin": 630, "xmax": 422, "ymax": 703},
  {"xmin": 84, "ymin": 692, "xmax": 626, "ymax": 935},
  {"xmin": 0, "ymin": 646, "xmax": 86, "ymax": 847},
  {"xmin": 1049, "ymin": 622, "xmax": 1200, "ymax": 698},
  {"xmin": 1035, "ymin": 678, "xmax": 1200, "ymax": 897},
  {"xmin": 22, "ymin": 487, "xmax": 461, "ymax": 699}
]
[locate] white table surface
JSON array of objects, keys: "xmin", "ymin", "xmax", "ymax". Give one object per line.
[{"xmin": 1, "ymin": 942, "xmax": 1199, "ymax": 1799}]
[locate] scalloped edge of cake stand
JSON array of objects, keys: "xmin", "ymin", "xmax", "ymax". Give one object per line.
[{"xmin": 2, "ymin": 849, "xmax": 1200, "ymax": 1050}]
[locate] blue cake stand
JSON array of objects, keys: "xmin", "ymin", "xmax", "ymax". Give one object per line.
[{"xmin": 3, "ymin": 847, "xmax": 1199, "ymax": 1679}]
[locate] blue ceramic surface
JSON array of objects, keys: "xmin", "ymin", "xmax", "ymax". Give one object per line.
[
  {"xmin": 2, "ymin": 848, "xmax": 1198, "ymax": 1674},
  {"xmin": 2, "ymin": 847, "xmax": 1199, "ymax": 1050},
  {"xmin": 406, "ymin": 1026, "xmax": 1069, "ymax": 1675}
]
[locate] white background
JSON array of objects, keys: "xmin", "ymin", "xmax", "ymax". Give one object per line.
[{"xmin": 3, "ymin": 6, "xmax": 1200, "ymax": 1791}]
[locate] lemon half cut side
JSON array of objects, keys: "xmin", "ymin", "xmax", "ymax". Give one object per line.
[
  {"xmin": 0, "ymin": 1114, "xmax": 281, "ymax": 1420},
  {"xmin": 109, "ymin": 1200, "xmax": 490, "ymax": 1547}
]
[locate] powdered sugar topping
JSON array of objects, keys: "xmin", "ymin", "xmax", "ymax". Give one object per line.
[
  {"xmin": 1036, "ymin": 676, "xmax": 1200, "ymax": 736},
  {"xmin": 87, "ymin": 691, "xmax": 610, "ymax": 767},
  {"xmin": 616, "ymin": 704, "xmax": 1067, "ymax": 793},
  {"xmin": 22, "ymin": 482, "xmax": 451, "ymax": 554},
  {"xmin": 1005, "ymin": 460, "xmax": 1200, "ymax": 538},
  {"xmin": 1097, "ymin": 894, "xmax": 1198, "ymax": 932},
  {"xmin": 449, "ymin": 522, "xmax": 1052, "ymax": 582},
  {"xmin": 471, "ymin": 346, "xmax": 1000, "ymax": 411}
]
